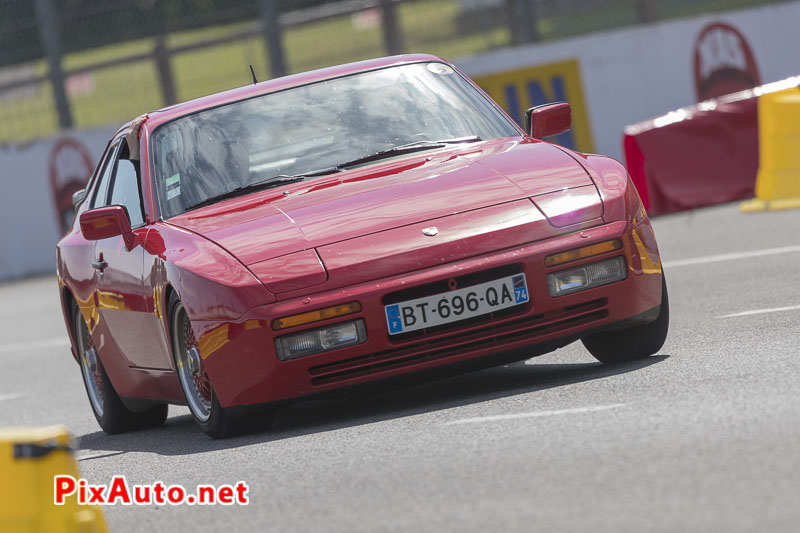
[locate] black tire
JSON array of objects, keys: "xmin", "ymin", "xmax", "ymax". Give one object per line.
[
  {"xmin": 168, "ymin": 292, "xmax": 247, "ymax": 438},
  {"xmin": 581, "ymin": 274, "xmax": 670, "ymax": 364},
  {"xmin": 72, "ymin": 303, "xmax": 168, "ymax": 434}
]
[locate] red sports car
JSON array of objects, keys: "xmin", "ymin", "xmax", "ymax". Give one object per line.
[{"xmin": 57, "ymin": 54, "xmax": 668, "ymax": 438}]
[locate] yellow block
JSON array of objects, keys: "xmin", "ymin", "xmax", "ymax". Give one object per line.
[
  {"xmin": 0, "ymin": 426, "xmax": 108, "ymax": 533},
  {"xmin": 741, "ymin": 88, "xmax": 800, "ymax": 211}
]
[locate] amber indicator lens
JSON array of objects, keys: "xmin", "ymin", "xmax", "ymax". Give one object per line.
[
  {"xmin": 544, "ymin": 239, "xmax": 623, "ymax": 268},
  {"xmin": 272, "ymin": 302, "xmax": 362, "ymax": 331}
]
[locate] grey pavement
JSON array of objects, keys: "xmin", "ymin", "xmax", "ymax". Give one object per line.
[{"xmin": 1, "ymin": 203, "xmax": 798, "ymax": 532}]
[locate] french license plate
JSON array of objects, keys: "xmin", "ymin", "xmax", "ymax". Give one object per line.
[{"xmin": 385, "ymin": 274, "xmax": 529, "ymax": 335}]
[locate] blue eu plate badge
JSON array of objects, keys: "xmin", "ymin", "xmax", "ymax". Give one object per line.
[{"xmin": 386, "ymin": 304, "xmax": 403, "ymax": 335}]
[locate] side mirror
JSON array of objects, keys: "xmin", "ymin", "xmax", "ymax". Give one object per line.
[
  {"xmin": 72, "ymin": 189, "xmax": 87, "ymax": 210},
  {"xmin": 525, "ymin": 102, "xmax": 572, "ymax": 140},
  {"xmin": 79, "ymin": 205, "xmax": 133, "ymax": 245}
]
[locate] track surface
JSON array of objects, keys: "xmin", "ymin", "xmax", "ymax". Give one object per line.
[{"xmin": 1, "ymin": 204, "xmax": 798, "ymax": 532}]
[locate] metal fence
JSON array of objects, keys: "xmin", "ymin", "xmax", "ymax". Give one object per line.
[{"xmin": 0, "ymin": 0, "xmax": 788, "ymax": 144}]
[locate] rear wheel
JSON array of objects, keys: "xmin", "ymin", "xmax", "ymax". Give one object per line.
[
  {"xmin": 73, "ymin": 304, "xmax": 167, "ymax": 433},
  {"xmin": 169, "ymin": 293, "xmax": 248, "ymax": 438},
  {"xmin": 582, "ymin": 274, "xmax": 670, "ymax": 364}
]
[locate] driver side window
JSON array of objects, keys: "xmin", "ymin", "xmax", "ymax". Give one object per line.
[
  {"xmin": 92, "ymin": 138, "xmax": 145, "ymax": 228},
  {"xmin": 108, "ymin": 141, "xmax": 145, "ymax": 228}
]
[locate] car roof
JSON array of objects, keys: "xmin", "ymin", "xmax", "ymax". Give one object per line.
[{"xmin": 139, "ymin": 53, "xmax": 445, "ymax": 131}]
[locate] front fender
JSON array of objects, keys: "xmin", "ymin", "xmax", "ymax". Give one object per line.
[
  {"xmin": 146, "ymin": 223, "xmax": 275, "ymax": 323},
  {"xmin": 576, "ymin": 153, "xmax": 643, "ymax": 224},
  {"xmin": 557, "ymin": 149, "xmax": 663, "ymax": 297}
]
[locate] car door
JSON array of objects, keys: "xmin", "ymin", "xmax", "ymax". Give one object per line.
[
  {"xmin": 61, "ymin": 140, "xmax": 117, "ymax": 340},
  {"xmin": 93, "ymin": 139, "xmax": 172, "ymax": 370}
]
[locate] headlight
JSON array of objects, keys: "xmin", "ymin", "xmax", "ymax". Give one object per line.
[
  {"xmin": 275, "ymin": 319, "xmax": 367, "ymax": 361},
  {"xmin": 547, "ymin": 256, "xmax": 627, "ymax": 297}
]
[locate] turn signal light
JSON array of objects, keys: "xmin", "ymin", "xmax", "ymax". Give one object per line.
[
  {"xmin": 544, "ymin": 239, "xmax": 622, "ymax": 267},
  {"xmin": 272, "ymin": 302, "xmax": 362, "ymax": 331}
]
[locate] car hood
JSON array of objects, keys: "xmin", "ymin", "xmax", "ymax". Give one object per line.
[{"xmin": 168, "ymin": 138, "xmax": 601, "ymax": 269}]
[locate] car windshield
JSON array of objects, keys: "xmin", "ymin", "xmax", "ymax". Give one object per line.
[{"xmin": 151, "ymin": 61, "xmax": 521, "ymax": 218}]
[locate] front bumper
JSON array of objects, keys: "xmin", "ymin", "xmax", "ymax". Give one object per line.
[{"xmin": 196, "ymin": 218, "xmax": 663, "ymax": 408}]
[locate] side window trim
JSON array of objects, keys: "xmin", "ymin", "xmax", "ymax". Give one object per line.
[
  {"xmin": 83, "ymin": 140, "xmax": 112, "ymax": 197},
  {"xmin": 90, "ymin": 139, "xmax": 122, "ymax": 208}
]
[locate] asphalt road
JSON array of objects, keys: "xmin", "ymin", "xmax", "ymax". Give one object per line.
[{"xmin": 1, "ymin": 203, "xmax": 799, "ymax": 532}]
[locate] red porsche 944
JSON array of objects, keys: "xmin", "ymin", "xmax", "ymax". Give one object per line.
[{"xmin": 57, "ymin": 55, "xmax": 668, "ymax": 438}]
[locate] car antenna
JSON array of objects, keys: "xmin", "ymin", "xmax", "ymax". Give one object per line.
[{"xmin": 249, "ymin": 64, "xmax": 258, "ymax": 85}]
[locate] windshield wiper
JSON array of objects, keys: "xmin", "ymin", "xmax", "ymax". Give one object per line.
[
  {"xmin": 185, "ymin": 167, "xmax": 340, "ymax": 211},
  {"xmin": 182, "ymin": 136, "xmax": 480, "ymax": 212},
  {"xmin": 335, "ymin": 135, "xmax": 482, "ymax": 170}
]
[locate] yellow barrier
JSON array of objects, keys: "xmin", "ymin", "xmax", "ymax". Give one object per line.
[
  {"xmin": 741, "ymin": 87, "xmax": 800, "ymax": 211},
  {"xmin": 0, "ymin": 426, "xmax": 108, "ymax": 533}
]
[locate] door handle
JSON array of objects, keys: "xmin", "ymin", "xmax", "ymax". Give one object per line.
[{"xmin": 92, "ymin": 259, "xmax": 108, "ymax": 271}]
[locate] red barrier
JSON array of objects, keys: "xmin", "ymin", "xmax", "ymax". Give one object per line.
[
  {"xmin": 624, "ymin": 78, "xmax": 800, "ymax": 216},
  {"xmin": 623, "ymin": 92, "xmax": 759, "ymax": 216}
]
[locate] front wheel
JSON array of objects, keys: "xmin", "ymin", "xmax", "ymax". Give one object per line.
[
  {"xmin": 582, "ymin": 274, "xmax": 670, "ymax": 364},
  {"xmin": 73, "ymin": 304, "xmax": 167, "ymax": 433},
  {"xmin": 169, "ymin": 293, "xmax": 248, "ymax": 438}
]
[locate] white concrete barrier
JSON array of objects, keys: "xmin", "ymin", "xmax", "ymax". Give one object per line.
[
  {"xmin": 0, "ymin": 126, "xmax": 116, "ymax": 280},
  {"xmin": 457, "ymin": 1, "xmax": 800, "ymax": 162}
]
